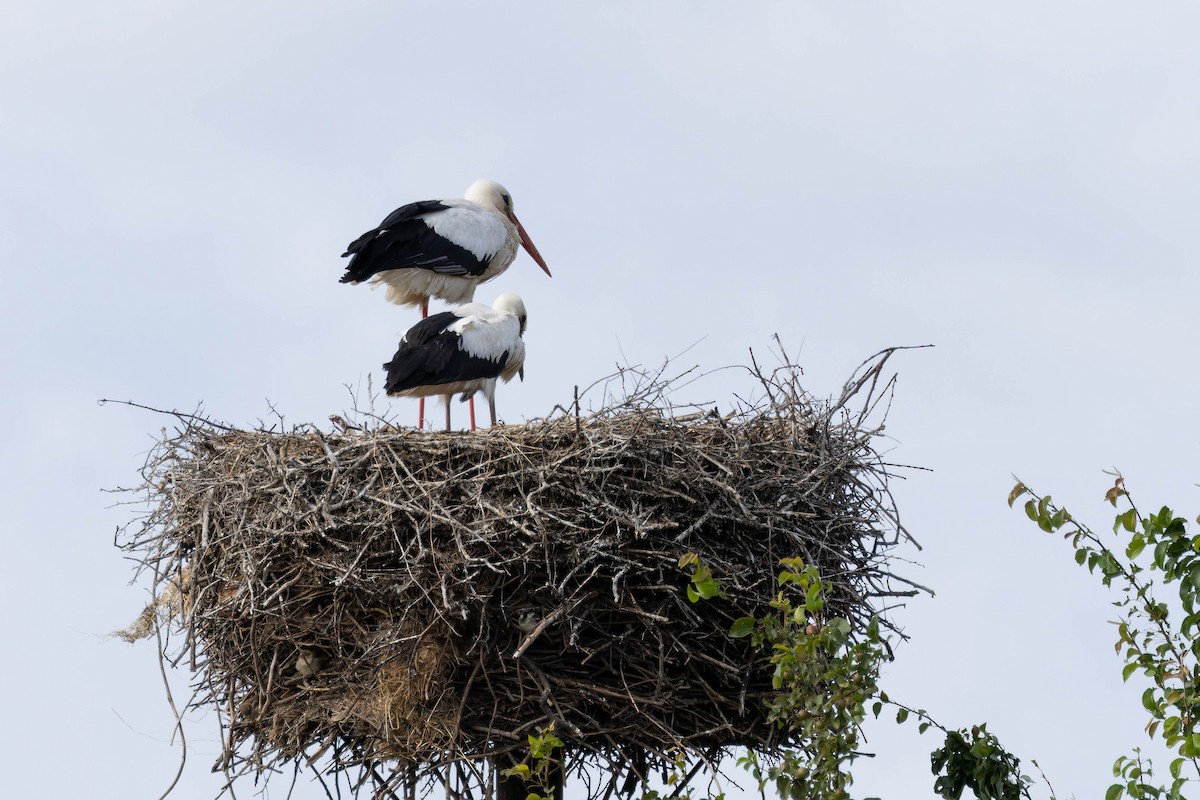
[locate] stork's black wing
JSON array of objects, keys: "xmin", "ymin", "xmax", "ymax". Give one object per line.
[
  {"xmin": 340, "ymin": 200, "xmax": 489, "ymax": 283},
  {"xmin": 384, "ymin": 312, "xmax": 508, "ymax": 395}
]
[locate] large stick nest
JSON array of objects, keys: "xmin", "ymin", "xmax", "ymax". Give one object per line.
[{"xmin": 115, "ymin": 347, "xmax": 921, "ymax": 799}]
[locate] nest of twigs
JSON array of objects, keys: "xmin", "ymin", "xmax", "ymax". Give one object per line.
[{"xmin": 115, "ymin": 347, "xmax": 920, "ymax": 799}]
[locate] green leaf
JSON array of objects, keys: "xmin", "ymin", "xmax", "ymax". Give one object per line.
[
  {"xmin": 1008, "ymin": 481, "xmax": 1028, "ymax": 508},
  {"xmin": 1127, "ymin": 535, "xmax": 1146, "ymax": 560},
  {"xmin": 729, "ymin": 616, "xmax": 756, "ymax": 638},
  {"xmin": 1106, "ymin": 784, "xmax": 1124, "ymax": 800},
  {"xmin": 1025, "ymin": 499, "xmax": 1039, "ymax": 522},
  {"xmin": 501, "ymin": 764, "xmax": 531, "ymax": 780},
  {"xmin": 1143, "ymin": 687, "xmax": 1161, "ymax": 716},
  {"xmin": 896, "ymin": 708, "xmax": 909, "ymax": 724},
  {"xmin": 1122, "ymin": 663, "xmax": 1138, "ymax": 682},
  {"xmin": 1075, "ymin": 548, "xmax": 1088, "ymax": 565},
  {"xmin": 804, "ymin": 581, "xmax": 823, "ymax": 612},
  {"xmin": 1165, "ymin": 715, "xmax": 1181, "ymax": 739}
]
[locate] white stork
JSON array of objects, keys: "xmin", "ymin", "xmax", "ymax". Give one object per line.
[
  {"xmin": 383, "ymin": 294, "xmax": 528, "ymax": 432},
  {"xmin": 340, "ymin": 179, "xmax": 551, "ymax": 315}
]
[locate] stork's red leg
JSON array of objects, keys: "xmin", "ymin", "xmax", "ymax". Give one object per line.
[
  {"xmin": 469, "ymin": 396, "xmax": 477, "ymax": 432},
  {"xmin": 418, "ymin": 299, "xmax": 429, "ymax": 429}
]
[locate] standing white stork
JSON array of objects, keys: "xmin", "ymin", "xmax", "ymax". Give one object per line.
[
  {"xmin": 341, "ymin": 179, "xmax": 549, "ymax": 428},
  {"xmin": 340, "ymin": 179, "xmax": 551, "ymax": 312},
  {"xmin": 383, "ymin": 293, "xmax": 528, "ymax": 432}
]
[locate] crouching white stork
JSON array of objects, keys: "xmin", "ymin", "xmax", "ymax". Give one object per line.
[
  {"xmin": 340, "ymin": 179, "xmax": 551, "ymax": 314},
  {"xmin": 384, "ymin": 294, "xmax": 527, "ymax": 432}
]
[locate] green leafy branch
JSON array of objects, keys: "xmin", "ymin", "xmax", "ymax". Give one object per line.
[
  {"xmin": 929, "ymin": 724, "xmax": 1032, "ymax": 800},
  {"xmin": 679, "ymin": 552, "xmax": 724, "ymax": 602},
  {"xmin": 501, "ymin": 724, "xmax": 565, "ymax": 800},
  {"xmin": 740, "ymin": 557, "xmax": 1040, "ymax": 800},
  {"xmin": 678, "ymin": 554, "xmax": 1036, "ymax": 799},
  {"xmin": 1011, "ymin": 475, "xmax": 1198, "ymax": 800},
  {"xmin": 726, "ymin": 557, "xmax": 881, "ymax": 800}
]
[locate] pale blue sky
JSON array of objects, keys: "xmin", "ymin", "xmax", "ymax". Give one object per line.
[{"xmin": 3, "ymin": 2, "xmax": 1199, "ymax": 797}]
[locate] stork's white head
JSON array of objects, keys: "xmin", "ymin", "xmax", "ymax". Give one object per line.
[
  {"xmin": 465, "ymin": 180, "xmax": 552, "ymax": 277},
  {"xmin": 492, "ymin": 292, "xmax": 528, "ymax": 335},
  {"xmin": 464, "ymin": 179, "xmax": 512, "ymax": 215}
]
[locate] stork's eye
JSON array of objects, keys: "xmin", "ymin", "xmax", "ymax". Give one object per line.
[{"xmin": 501, "ymin": 193, "xmax": 511, "ymax": 207}]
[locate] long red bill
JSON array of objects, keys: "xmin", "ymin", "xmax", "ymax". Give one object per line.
[{"xmin": 512, "ymin": 214, "xmax": 552, "ymax": 277}]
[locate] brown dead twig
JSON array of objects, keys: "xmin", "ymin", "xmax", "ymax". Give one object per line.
[{"xmin": 114, "ymin": 345, "xmax": 925, "ymax": 799}]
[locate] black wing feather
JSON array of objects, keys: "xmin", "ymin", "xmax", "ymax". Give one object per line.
[
  {"xmin": 384, "ymin": 316, "xmax": 509, "ymax": 396},
  {"xmin": 400, "ymin": 311, "xmax": 459, "ymax": 347},
  {"xmin": 340, "ymin": 200, "xmax": 491, "ymax": 283}
]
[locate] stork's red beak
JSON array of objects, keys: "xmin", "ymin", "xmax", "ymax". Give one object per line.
[{"xmin": 510, "ymin": 212, "xmax": 551, "ymax": 277}]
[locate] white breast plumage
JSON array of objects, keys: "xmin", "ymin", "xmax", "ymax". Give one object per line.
[
  {"xmin": 450, "ymin": 306, "xmax": 523, "ymax": 364},
  {"xmin": 425, "ymin": 202, "xmax": 513, "ymax": 264}
]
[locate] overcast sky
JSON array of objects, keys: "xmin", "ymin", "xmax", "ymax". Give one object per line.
[{"xmin": 4, "ymin": 2, "xmax": 1199, "ymax": 797}]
